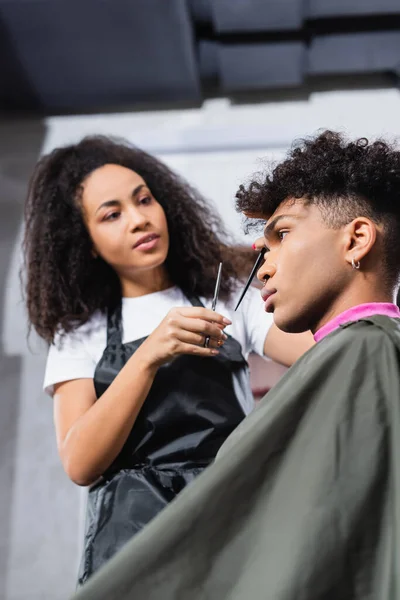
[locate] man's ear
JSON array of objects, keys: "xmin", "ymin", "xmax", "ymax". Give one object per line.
[{"xmin": 343, "ymin": 217, "xmax": 378, "ymax": 267}]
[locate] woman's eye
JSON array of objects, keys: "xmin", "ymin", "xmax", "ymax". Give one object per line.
[
  {"xmin": 278, "ymin": 230, "xmax": 288, "ymax": 240},
  {"xmin": 104, "ymin": 212, "xmax": 120, "ymax": 221},
  {"xmin": 138, "ymin": 196, "xmax": 152, "ymax": 205}
]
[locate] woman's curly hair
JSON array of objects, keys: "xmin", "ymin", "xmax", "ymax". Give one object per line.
[
  {"xmin": 236, "ymin": 129, "xmax": 400, "ymax": 283},
  {"xmin": 24, "ymin": 135, "xmax": 248, "ymax": 344}
]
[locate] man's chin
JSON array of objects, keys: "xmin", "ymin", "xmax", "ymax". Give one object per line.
[{"xmin": 274, "ymin": 311, "xmax": 309, "ymax": 334}]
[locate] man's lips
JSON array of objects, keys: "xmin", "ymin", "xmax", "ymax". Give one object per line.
[
  {"xmin": 261, "ymin": 287, "xmax": 277, "ymax": 302},
  {"xmin": 261, "ymin": 288, "xmax": 277, "ymax": 313},
  {"xmin": 133, "ymin": 233, "xmax": 160, "ymax": 249}
]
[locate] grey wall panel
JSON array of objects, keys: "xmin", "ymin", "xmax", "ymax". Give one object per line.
[
  {"xmin": 0, "ymin": 0, "xmax": 200, "ymax": 112},
  {"xmin": 0, "ymin": 131, "xmax": 37, "ymax": 600},
  {"xmin": 308, "ymin": 32, "xmax": 400, "ymax": 75},
  {"xmin": 211, "ymin": 0, "xmax": 304, "ymax": 32},
  {"xmin": 219, "ymin": 42, "xmax": 305, "ymax": 90},
  {"xmin": 0, "ymin": 119, "xmax": 81, "ymax": 599},
  {"xmin": 0, "ymin": 353, "xmax": 21, "ymax": 600}
]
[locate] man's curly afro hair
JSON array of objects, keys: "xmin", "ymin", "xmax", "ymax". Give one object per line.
[{"xmin": 236, "ymin": 130, "xmax": 400, "ymax": 285}]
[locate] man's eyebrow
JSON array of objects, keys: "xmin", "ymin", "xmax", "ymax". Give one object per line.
[
  {"xmin": 263, "ymin": 214, "xmax": 300, "ymax": 237},
  {"xmin": 95, "ymin": 184, "xmax": 146, "ymax": 214}
]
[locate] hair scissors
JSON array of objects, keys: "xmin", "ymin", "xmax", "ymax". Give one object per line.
[
  {"xmin": 204, "ymin": 262, "xmax": 223, "ymax": 348},
  {"xmin": 234, "ymin": 247, "xmax": 266, "ymax": 311}
]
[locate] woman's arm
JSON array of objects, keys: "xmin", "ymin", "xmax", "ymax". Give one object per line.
[
  {"xmin": 54, "ymin": 306, "xmax": 229, "ymax": 486},
  {"xmin": 54, "ymin": 354, "xmax": 157, "ymax": 486},
  {"xmin": 263, "ymin": 324, "xmax": 314, "ymax": 367}
]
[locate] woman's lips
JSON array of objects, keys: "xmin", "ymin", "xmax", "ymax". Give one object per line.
[{"xmin": 133, "ymin": 234, "xmax": 160, "ymax": 251}]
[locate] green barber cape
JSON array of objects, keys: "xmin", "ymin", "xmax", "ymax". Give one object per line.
[{"xmin": 73, "ymin": 315, "xmax": 400, "ymax": 600}]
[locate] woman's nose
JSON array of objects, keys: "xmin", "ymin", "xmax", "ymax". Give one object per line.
[{"xmin": 128, "ymin": 207, "xmax": 149, "ymax": 230}]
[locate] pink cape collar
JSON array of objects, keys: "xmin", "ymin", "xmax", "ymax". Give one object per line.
[{"xmin": 314, "ymin": 302, "xmax": 400, "ymax": 343}]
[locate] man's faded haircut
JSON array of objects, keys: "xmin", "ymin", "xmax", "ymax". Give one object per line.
[{"xmin": 236, "ymin": 130, "xmax": 400, "ymax": 285}]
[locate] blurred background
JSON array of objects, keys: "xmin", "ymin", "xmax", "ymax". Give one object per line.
[{"xmin": 2, "ymin": 1, "xmax": 400, "ymax": 598}]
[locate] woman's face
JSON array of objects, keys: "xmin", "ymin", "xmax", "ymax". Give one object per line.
[{"xmin": 81, "ymin": 164, "xmax": 169, "ymax": 279}]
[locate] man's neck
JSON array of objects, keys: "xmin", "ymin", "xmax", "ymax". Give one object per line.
[{"xmin": 312, "ymin": 287, "xmax": 396, "ymax": 334}]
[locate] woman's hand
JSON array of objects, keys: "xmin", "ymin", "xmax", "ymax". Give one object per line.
[
  {"xmin": 252, "ymin": 237, "xmax": 266, "ymax": 252},
  {"xmin": 55, "ymin": 307, "xmax": 232, "ymax": 485},
  {"xmin": 137, "ymin": 307, "xmax": 231, "ymax": 369}
]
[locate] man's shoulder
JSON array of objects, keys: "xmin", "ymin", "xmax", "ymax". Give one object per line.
[
  {"xmin": 331, "ymin": 315, "xmax": 400, "ymax": 348},
  {"xmin": 308, "ymin": 315, "xmax": 400, "ymax": 375}
]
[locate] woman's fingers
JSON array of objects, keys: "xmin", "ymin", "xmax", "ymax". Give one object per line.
[
  {"xmin": 178, "ymin": 342, "xmax": 221, "ymax": 357},
  {"xmin": 173, "ymin": 307, "xmax": 232, "ymax": 327},
  {"xmin": 153, "ymin": 306, "xmax": 231, "ymax": 360},
  {"xmin": 178, "ymin": 329, "xmax": 226, "ymax": 349},
  {"xmin": 252, "ymin": 237, "xmax": 266, "ymax": 251},
  {"xmin": 178, "ymin": 316, "xmax": 228, "ymax": 341}
]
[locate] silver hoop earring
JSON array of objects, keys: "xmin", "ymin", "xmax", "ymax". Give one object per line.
[{"xmin": 351, "ymin": 257, "xmax": 360, "ymax": 270}]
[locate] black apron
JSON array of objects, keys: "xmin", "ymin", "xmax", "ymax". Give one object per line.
[{"xmin": 78, "ymin": 297, "xmax": 252, "ymax": 584}]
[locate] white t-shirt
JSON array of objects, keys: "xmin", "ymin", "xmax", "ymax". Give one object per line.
[{"xmin": 44, "ymin": 285, "xmax": 273, "ymax": 413}]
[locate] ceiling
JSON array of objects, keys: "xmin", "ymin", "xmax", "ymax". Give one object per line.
[{"xmin": 1, "ymin": 0, "xmax": 400, "ymax": 116}]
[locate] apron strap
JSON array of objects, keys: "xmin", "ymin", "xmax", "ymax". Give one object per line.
[
  {"xmin": 187, "ymin": 296, "xmax": 206, "ymax": 309},
  {"xmin": 107, "ymin": 302, "xmax": 123, "ymax": 346}
]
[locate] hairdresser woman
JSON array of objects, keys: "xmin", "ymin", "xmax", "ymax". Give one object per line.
[{"xmin": 23, "ymin": 136, "xmax": 312, "ymax": 584}]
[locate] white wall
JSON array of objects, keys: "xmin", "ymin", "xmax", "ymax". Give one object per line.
[{"xmin": 42, "ymin": 88, "xmax": 400, "ymax": 238}]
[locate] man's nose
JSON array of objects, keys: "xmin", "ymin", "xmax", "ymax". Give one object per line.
[{"xmin": 257, "ymin": 253, "xmax": 276, "ymax": 283}]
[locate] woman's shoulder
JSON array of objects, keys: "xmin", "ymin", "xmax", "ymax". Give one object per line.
[
  {"xmin": 44, "ymin": 311, "xmax": 107, "ymax": 396},
  {"xmin": 52, "ymin": 310, "xmax": 107, "ymax": 351}
]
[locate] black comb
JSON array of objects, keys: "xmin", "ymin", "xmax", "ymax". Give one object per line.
[{"xmin": 234, "ymin": 248, "xmax": 266, "ymax": 311}]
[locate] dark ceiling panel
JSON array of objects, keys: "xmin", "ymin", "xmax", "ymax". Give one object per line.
[
  {"xmin": 188, "ymin": 0, "xmax": 212, "ymax": 24},
  {"xmin": 1, "ymin": 0, "xmax": 400, "ymax": 115},
  {"xmin": 198, "ymin": 41, "xmax": 219, "ymax": 80},
  {"xmin": 308, "ymin": 0, "xmax": 400, "ymax": 18},
  {"xmin": 0, "ymin": 0, "xmax": 200, "ymax": 112},
  {"xmin": 211, "ymin": 0, "xmax": 304, "ymax": 33},
  {"xmin": 219, "ymin": 42, "xmax": 305, "ymax": 90},
  {"xmin": 308, "ymin": 31, "xmax": 400, "ymax": 75}
]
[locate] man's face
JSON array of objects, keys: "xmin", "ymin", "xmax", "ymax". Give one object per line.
[{"xmin": 257, "ymin": 200, "xmax": 351, "ymax": 334}]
